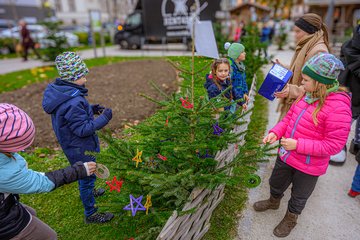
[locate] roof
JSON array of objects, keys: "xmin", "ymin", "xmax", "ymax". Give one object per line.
[
  {"xmin": 306, "ymin": 0, "xmax": 360, "ymax": 5},
  {"xmin": 230, "ymin": 2, "xmax": 271, "ymax": 13}
]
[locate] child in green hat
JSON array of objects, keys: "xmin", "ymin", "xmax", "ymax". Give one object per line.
[{"xmin": 225, "ymin": 42, "xmax": 249, "ymax": 110}]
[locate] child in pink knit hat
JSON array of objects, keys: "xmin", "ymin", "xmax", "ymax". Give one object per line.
[{"xmin": 0, "ymin": 103, "xmax": 96, "ymax": 240}]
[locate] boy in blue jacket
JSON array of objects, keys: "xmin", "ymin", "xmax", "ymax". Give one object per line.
[
  {"xmin": 42, "ymin": 52, "xmax": 113, "ymax": 224},
  {"xmin": 225, "ymin": 42, "xmax": 249, "ymax": 110}
]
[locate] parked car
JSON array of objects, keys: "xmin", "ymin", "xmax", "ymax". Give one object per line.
[
  {"xmin": 0, "ymin": 24, "xmax": 79, "ymax": 48},
  {"xmin": 0, "ymin": 19, "xmax": 16, "ymax": 31},
  {"xmin": 59, "ymin": 25, "xmax": 89, "ymax": 33}
]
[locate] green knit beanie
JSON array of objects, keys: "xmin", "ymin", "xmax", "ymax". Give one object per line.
[
  {"xmin": 302, "ymin": 53, "xmax": 344, "ymax": 85},
  {"xmin": 55, "ymin": 52, "xmax": 89, "ymax": 82},
  {"xmin": 224, "ymin": 42, "xmax": 245, "ymax": 60}
]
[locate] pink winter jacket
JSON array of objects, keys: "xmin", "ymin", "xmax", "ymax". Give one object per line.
[{"xmin": 270, "ymin": 92, "xmax": 352, "ymax": 176}]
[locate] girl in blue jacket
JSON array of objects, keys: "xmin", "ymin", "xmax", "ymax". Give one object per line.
[
  {"xmin": 204, "ymin": 58, "xmax": 245, "ymax": 113},
  {"xmin": 0, "ymin": 103, "xmax": 96, "ymax": 240}
]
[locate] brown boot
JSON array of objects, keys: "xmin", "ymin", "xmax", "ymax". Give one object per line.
[
  {"xmin": 253, "ymin": 195, "xmax": 281, "ymax": 212},
  {"xmin": 273, "ymin": 210, "xmax": 298, "ymax": 238}
]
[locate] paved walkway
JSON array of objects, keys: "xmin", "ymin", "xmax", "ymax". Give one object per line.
[
  {"xmin": 0, "ymin": 44, "xmax": 191, "ymax": 75},
  {"xmin": 237, "ymin": 45, "xmax": 360, "ymax": 240}
]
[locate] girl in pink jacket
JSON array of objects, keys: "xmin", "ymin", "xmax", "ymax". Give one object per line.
[{"xmin": 253, "ymin": 53, "xmax": 352, "ymax": 238}]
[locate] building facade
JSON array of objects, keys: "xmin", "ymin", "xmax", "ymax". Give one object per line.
[
  {"xmin": 48, "ymin": 0, "xmax": 137, "ymax": 25},
  {"xmin": 0, "ymin": 0, "xmax": 50, "ymax": 23}
]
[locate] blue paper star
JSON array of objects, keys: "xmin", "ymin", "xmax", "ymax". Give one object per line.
[{"xmin": 123, "ymin": 194, "xmax": 146, "ymax": 216}]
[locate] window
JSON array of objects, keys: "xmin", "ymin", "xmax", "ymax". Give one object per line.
[
  {"xmin": 125, "ymin": 13, "xmax": 141, "ymax": 26},
  {"xmin": 55, "ymin": 0, "xmax": 62, "ymax": 12},
  {"xmin": 68, "ymin": 0, "xmax": 76, "ymax": 12}
]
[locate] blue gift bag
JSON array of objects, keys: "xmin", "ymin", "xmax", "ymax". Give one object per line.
[{"xmin": 258, "ymin": 64, "xmax": 293, "ymax": 101}]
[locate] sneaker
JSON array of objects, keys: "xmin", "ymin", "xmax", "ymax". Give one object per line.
[
  {"xmin": 329, "ymin": 146, "xmax": 347, "ymax": 165},
  {"xmin": 93, "ymin": 188, "xmax": 105, "ymax": 197},
  {"xmin": 85, "ymin": 212, "xmax": 114, "ymax": 224},
  {"xmin": 348, "ymin": 189, "xmax": 360, "ymax": 198}
]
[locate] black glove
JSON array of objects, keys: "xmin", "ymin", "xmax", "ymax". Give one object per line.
[
  {"xmin": 92, "ymin": 104, "xmax": 105, "ymax": 115},
  {"xmin": 102, "ymin": 108, "xmax": 112, "ymax": 121}
]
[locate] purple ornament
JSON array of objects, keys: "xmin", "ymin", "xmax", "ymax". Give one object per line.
[
  {"xmin": 123, "ymin": 194, "xmax": 146, "ymax": 216},
  {"xmin": 213, "ymin": 122, "xmax": 224, "ymax": 136}
]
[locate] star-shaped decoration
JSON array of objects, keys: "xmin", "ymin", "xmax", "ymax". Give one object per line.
[
  {"xmin": 123, "ymin": 194, "xmax": 146, "ymax": 216},
  {"xmin": 213, "ymin": 122, "xmax": 224, "ymax": 136},
  {"xmin": 180, "ymin": 97, "xmax": 194, "ymax": 109},
  {"xmin": 106, "ymin": 176, "xmax": 123, "ymax": 192},
  {"xmin": 144, "ymin": 195, "xmax": 152, "ymax": 215},
  {"xmin": 132, "ymin": 149, "xmax": 143, "ymax": 168}
]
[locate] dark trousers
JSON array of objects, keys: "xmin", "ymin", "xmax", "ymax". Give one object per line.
[
  {"xmin": 23, "ymin": 45, "xmax": 41, "ymax": 61},
  {"xmin": 269, "ymin": 156, "xmax": 319, "ymax": 215}
]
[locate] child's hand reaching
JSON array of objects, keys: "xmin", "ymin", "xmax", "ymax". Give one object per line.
[
  {"xmin": 263, "ymin": 132, "xmax": 277, "ymax": 144},
  {"xmin": 84, "ymin": 162, "xmax": 97, "ymax": 176},
  {"xmin": 280, "ymin": 137, "xmax": 297, "ymax": 150}
]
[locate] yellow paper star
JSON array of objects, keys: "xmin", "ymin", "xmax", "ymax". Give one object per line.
[
  {"xmin": 144, "ymin": 195, "xmax": 152, "ymax": 215},
  {"xmin": 132, "ymin": 149, "xmax": 143, "ymax": 168}
]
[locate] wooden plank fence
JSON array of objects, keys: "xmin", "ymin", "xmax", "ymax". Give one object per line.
[{"xmin": 157, "ymin": 75, "xmax": 258, "ymax": 240}]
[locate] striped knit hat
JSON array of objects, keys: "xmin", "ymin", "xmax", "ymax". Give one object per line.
[
  {"xmin": 302, "ymin": 53, "xmax": 344, "ymax": 85},
  {"xmin": 55, "ymin": 52, "xmax": 89, "ymax": 82},
  {"xmin": 0, "ymin": 103, "xmax": 35, "ymax": 153}
]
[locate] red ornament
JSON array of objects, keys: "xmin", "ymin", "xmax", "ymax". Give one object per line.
[
  {"xmin": 180, "ymin": 97, "xmax": 194, "ymax": 109},
  {"xmin": 165, "ymin": 116, "xmax": 170, "ymax": 127},
  {"xmin": 157, "ymin": 153, "xmax": 167, "ymax": 161},
  {"xmin": 106, "ymin": 176, "xmax": 123, "ymax": 192}
]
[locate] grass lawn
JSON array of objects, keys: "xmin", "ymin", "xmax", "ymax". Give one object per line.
[
  {"xmin": 7, "ymin": 55, "xmax": 268, "ymax": 239},
  {"xmin": 0, "ymin": 56, "xmax": 158, "ymax": 94}
]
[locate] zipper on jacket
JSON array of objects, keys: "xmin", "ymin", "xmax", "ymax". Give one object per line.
[
  {"xmin": 283, "ymin": 106, "xmax": 309, "ymax": 163},
  {"xmin": 306, "ymin": 155, "xmax": 311, "ymax": 164}
]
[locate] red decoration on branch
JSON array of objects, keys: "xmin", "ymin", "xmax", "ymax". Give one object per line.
[
  {"xmin": 165, "ymin": 116, "xmax": 170, "ymax": 127},
  {"xmin": 180, "ymin": 97, "xmax": 194, "ymax": 109},
  {"xmin": 157, "ymin": 153, "xmax": 167, "ymax": 161},
  {"xmin": 106, "ymin": 176, "xmax": 123, "ymax": 192}
]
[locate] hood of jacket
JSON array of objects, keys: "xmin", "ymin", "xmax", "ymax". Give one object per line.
[{"xmin": 42, "ymin": 78, "xmax": 88, "ymax": 114}]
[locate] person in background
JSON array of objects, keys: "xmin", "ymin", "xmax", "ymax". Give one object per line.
[
  {"xmin": 338, "ymin": 24, "xmax": 360, "ymax": 193},
  {"xmin": 260, "ymin": 22, "xmax": 272, "ymax": 59},
  {"xmin": 19, "ymin": 20, "xmax": 41, "ymax": 61}
]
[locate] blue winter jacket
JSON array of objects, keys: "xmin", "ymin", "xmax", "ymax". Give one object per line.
[
  {"xmin": 229, "ymin": 58, "xmax": 248, "ymax": 104},
  {"xmin": 42, "ymin": 78, "xmax": 110, "ymax": 164},
  {"xmin": 204, "ymin": 74, "xmax": 243, "ymax": 110},
  {"xmin": 0, "ymin": 153, "xmax": 54, "ymax": 193}
]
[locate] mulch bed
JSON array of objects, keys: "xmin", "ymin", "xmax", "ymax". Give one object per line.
[{"xmin": 0, "ymin": 59, "xmax": 177, "ymax": 149}]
